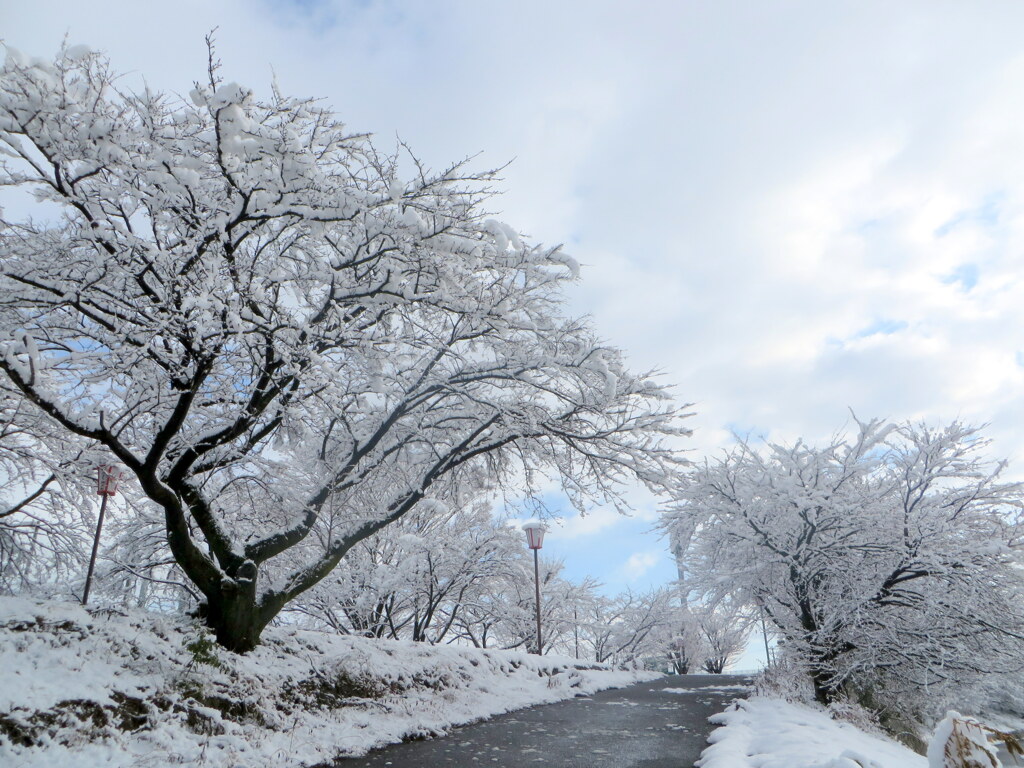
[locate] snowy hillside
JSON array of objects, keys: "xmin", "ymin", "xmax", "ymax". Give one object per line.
[{"xmin": 0, "ymin": 597, "xmax": 658, "ymax": 768}]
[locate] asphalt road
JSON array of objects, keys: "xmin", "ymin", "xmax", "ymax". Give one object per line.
[{"xmin": 331, "ymin": 673, "xmax": 752, "ymax": 768}]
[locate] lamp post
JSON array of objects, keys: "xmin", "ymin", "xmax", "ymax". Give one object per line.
[
  {"xmin": 522, "ymin": 520, "xmax": 545, "ymax": 655},
  {"xmin": 82, "ymin": 464, "xmax": 123, "ymax": 606},
  {"xmin": 759, "ymin": 607, "xmax": 773, "ymax": 666}
]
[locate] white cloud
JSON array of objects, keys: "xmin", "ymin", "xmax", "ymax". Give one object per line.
[{"xmin": 620, "ymin": 550, "xmax": 662, "ymax": 582}]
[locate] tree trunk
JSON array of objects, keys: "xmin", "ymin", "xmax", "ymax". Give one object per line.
[
  {"xmin": 794, "ymin": 580, "xmax": 841, "ymax": 705},
  {"xmin": 199, "ymin": 571, "xmax": 273, "ymax": 654},
  {"xmin": 807, "ymin": 641, "xmax": 850, "ymax": 705},
  {"xmin": 704, "ymin": 657, "xmax": 726, "ymax": 674},
  {"xmin": 809, "ymin": 663, "xmax": 836, "ymax": 705}
]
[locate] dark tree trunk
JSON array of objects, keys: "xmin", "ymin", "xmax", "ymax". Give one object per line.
[
  {"xmin": 670, "ymin": 649, "xmax": 692, "ymax": 674},
  {"xmin": 200, "ymin": 572, "xmax": 271, "ymax": 653},
  {"xmin": 204, "ymin": 598, "xmax": 264, "ymax": 653},
  {"xmin": 792, "ymin": 571, "xmax": 844, "ymax": 705},
  {"xmin": 703, "ymin": 657, "xmax": 727, "ymax": 674},
  {"xmin": 809, "ymin": 663, "xmax": 836, "ymax": 705},
  {"xmin": 193, "ymin": 560, "xmax": 289, "ymax": 654}
]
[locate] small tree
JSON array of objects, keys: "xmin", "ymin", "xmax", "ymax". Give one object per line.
[
  {"xmin": 665, "ymin": 616, "xmax": 706, "ymax": 674},
  {"xmin": 698, "ymin": 601, "xmax": 750, "ymax": 674},
  {"xmin": 0, "ymin": 46, "xmax": 687, "ymax": 651}
]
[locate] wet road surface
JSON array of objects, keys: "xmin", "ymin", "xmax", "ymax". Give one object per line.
[{"xmin": 332, "ymin": 673, "xmax": 752, "ymax": 768}]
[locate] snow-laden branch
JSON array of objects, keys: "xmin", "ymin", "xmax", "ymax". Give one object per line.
[{"xmin": 0, "ymin": 46, "xmax": 690, "ymax": 651}]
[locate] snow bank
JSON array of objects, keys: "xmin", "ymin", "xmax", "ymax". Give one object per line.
[
  {"xmin": 0, "ymin": 597, "xmax": 658, "ymax": 768},
  {"xmin": 698, "ymin": 697, "xmax": 927, "ymax": 768}
]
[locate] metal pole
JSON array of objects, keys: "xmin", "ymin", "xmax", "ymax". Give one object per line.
[
  {"xmin": 533, "ymin": 547, "xmax": 542, "ymax": 655},
  {"xmin": 574, "ymin": 606, "xmax": 579, "ymax": 660},
  {"xmin": 760, "ymin": 608, "xmax": 772, "ymax": 666},
  {"xmin": 82, "ymin": 492, "xmax": 109, "ymax": 606}
]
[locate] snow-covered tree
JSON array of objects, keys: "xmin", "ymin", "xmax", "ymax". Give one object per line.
[
  {"xmin": 665, "ymin": 418, "xmax": 1024, "ymax": 712},
  {"xmin": 663, "ymin": 506, "xmax": 711, "ymax": 673},
  {"xmin": 0, "ymin": 46, "xmax": 688, "ymax": 651},
  {"xmin": 0, "ymin": 383, "xmax": 98, "ymax": 595},
  {"xmin": 289, "ymin": 489, "xmax": 524, "ymax": 644},
  {"xmin": 101, "ymin": 495, "xmax": 200, "ymax": 611},
  {"xmin": 697, "ymin": 600, "xmax": 751, "ymax": 673},
  {"xmin": 665, "ymin": 613, "xmax": 706, "ymax": 674},
  {"xmin": 478, "ymin": 555, "xmax": 579, "ymax": 655},
  {"xmin": 446, "ymin": 551, "xmax": 572, "ymax": 652},
  {"xmin": 577, "ymin": 587, "xmax": 674, "ymax": 665}
]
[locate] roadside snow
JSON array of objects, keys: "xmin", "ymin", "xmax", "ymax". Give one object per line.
[
  {"xmin": 0, "ymin": 597, "xmax": 658, "ymax": 768},
  {"xmin": 698, "ymin": 697, "xmax": 928, "ymax": 768}
]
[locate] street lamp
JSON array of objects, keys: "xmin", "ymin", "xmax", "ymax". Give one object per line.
[
  {"xmin": 82, "ymin": 464, "xmax": 124, "ymax": 606},
  {"xmin": 522, "ymin": 520, "xmax": 545, "ymax": 655}
]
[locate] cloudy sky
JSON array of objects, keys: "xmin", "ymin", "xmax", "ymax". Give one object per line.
[{"xmin": 6, "ymin": 2, "xmax": 1024, "ymax": 647}]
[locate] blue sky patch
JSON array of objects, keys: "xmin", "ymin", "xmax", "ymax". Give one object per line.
[
  {"xmin": 935, "ymin": 192, "xmax": 1004, "ymax": 237},
  {"xmin": 725, "ymin": 421, "xmax": 767, "ymax": 442},
  {"xmin": 854, "ymin": 319, "xmax": 908, "ymax": 338},
  {"xmin": 942, "ymin": 263, "xmax": 980, "ymax": 291}
]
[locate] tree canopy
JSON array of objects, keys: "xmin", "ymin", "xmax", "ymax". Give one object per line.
[
  {"xmin": 665, "ymin": 418, "xmax": 1024, "ymax": 716},
  {"xmin": 0, "ymin": 45, "xmax": 689, "ymax": 650}
]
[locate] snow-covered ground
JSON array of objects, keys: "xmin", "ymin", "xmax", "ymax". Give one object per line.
[
  {"xmin": 0, "ymin": 597, "xmax": 658, "ymax": 768},
  {"xmin": 698, "ymin": 697, "xmax": 928, "ymax": 768},
  {"xmin": 11, "ymin": 595, "xmax": 1015, "ymax": 768}
]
